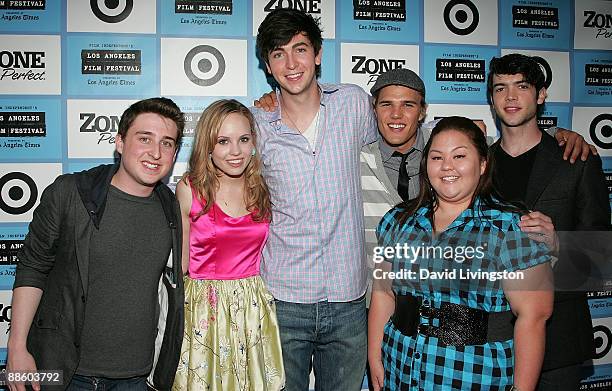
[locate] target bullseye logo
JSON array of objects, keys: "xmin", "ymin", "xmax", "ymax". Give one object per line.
[
  {"xmin": 183, "ymin": 45, "xmax": 226, "ymax": 87},
  {"xmin": 0, "ymin": 172, "xmax": 38, "ymax": 216},
  {"xmin": 443, "ymin": 0, "xmax": 479, "ymax": 36},
  {"xmin": 532, "ymin": 56, "xmax": 553, "ymax": 89},
  {"xmin": 594, "ymin": 324, "xmax": 612, "ymax": 360},
  {"xmin": 590, "ymin": 113, "xmax": 612, "ymax": 150},
  {"xmin": 90, "ymin": 0, "xmax": 133, "ymax": 23}
]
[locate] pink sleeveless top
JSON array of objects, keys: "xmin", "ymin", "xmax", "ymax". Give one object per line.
[{"xmin": 188, "ymin": 189, "xmax": 269, "ymax": 280}]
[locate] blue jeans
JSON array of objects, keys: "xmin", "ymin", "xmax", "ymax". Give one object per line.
[
  {"xmin": 275, "ymin": 294, "xmax": 367, "ymax": 391},
  {"xmin": 66, "ymin": 374, "xmax": 148, "ymax": 391}
]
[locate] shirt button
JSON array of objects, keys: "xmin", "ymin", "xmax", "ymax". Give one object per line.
[
  {"xmin": 414, "ymin": 352, "xmax": 421, "ymax": 360},
  {"xmin": 411, "ymin": 379, "xmax": 418, "ymax": 386}
]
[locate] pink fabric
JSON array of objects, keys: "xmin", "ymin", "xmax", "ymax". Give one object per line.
[{"xmin": 188, "ymin": 190, "xmax": 269, "ymax": 280}]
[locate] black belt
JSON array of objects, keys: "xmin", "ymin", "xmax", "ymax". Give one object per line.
[{"xmin": 392, "ymin": 293, "xmax": 514, "ymax": 346}]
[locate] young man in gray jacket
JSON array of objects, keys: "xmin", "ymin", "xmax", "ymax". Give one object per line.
[{"xmin": 7, "ymin": 98, "xmax": 185, "ymax": 391}]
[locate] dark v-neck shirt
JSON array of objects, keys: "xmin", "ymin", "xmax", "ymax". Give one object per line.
[{"xmin": 494, "ymin": 141, "xmax": 540, "ymax": 204}]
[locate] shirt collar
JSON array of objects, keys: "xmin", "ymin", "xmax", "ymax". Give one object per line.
[
  {"xmin": 378, "ymin": 124, "xmax": 426, "ymax": 162},
  {"xmin": 269, "ymin": 83, "xmax": 338, "ymax": 132},
  {"xmin": 411, "ymin": 197, "xmax": 484, "ymax": 231}
]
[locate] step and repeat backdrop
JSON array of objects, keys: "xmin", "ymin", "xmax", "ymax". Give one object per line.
[{"xmin": 0, "ymin": 0, "xmax": 611, "ymax": 389}]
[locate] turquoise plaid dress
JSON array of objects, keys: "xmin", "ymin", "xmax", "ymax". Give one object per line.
[{"xmin": 376, "ymin": 197, "xmax": 550, "ymax": 390}]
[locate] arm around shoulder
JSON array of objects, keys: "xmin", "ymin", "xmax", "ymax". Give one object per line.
[{"xmin": 576, "ymin": 154, "xmax": 611, "ymax": 230}]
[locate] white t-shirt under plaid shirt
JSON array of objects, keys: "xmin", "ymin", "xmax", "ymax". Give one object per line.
[{"xmin": 252, "ymin": 83, "xmax": 378, "ymax": 303}]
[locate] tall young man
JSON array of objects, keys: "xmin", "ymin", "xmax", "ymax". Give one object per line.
[
  {"xmin": 488, "ymin": 53, "xmax": 610, "ymax": 391},
  {"xmin": 253, "ymin": 9, "xmax": 378, "ymax": 390},
  {"xmin": 7, "ymin": 98, "xmax": 185, "ymax": 391}
]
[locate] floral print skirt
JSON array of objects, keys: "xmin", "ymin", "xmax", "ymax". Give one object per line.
[{"xmin": 173, "ymin": 275, "xmax": 285, "ymax": 390}]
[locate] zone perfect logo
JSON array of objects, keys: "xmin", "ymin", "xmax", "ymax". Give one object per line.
[
  {"xmin": 583, "ymin": 10, "xmax": 611, "ymax": 35},
  {"xmin": 341, "ymin": 43, "xmax": 419, "ymax": 92},
  {"xmin": 253, "ymin": 0, "xmax": 335, "ymax": 39},
  {"xmin": 352, "ymin": 56, "xmax": 407, "ymax": 84},
  {"xmin": 67, "ymin": 99, "xmax": 133, "ymax": 158},
  {"xmin": 161, "ymin": 38, "xmax": 246, "ymax": 96},
  {"xmin": 0, "ymin": 163, "xmax": 62, "ymax": 223},
  {"xmin": 575, "ymin": 1, "xmax": 612, "ymax": 50},
  {"xmin": 0, "ymin": 35, "xmax": 60, "ymax": 95}
]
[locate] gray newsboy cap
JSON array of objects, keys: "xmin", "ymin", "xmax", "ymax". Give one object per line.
[{"xmin": 370, "ymin": 68, "xmax": 426, "ymax": 97}]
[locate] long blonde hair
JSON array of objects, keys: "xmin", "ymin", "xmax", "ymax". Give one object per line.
[{"xmin": 185, "ymin": 99, "xmax": 271, "ymax": 222}]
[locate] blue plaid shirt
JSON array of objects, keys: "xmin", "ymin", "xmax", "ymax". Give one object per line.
[
  {"xmin": 252, "ymin": 83, "xmax": 378, "ymax": 303},
  {"xmin": 376, "ymin": 198, "xmax": 550, "ymax": 390}
]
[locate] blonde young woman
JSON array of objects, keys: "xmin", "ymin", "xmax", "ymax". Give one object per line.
[{"xmin": 172, "ymin": 100, "xmax": 284, "ymax": 390}]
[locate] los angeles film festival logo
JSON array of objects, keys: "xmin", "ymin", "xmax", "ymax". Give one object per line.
[
  {"xmin": 585, "ymin": 63, "xmax": 612, "ymax": 89},
  {"xmin": 0, "ymin": 110, "xmax": 46, "ymax": 152},
  {"xmin": 353, "ymin": 0, "xmax": 406, "ymax": 22},
  {"xmin": 512, "ymin": 4, "xmax": 559, "ymax": 34},
  {"xmin": 435, "ymin": 58, "xmax": 485, "ymax": 87},
  {"xmin": 175, "ymin": 0, "xmax": 232, "ymax": 15},
  {"xmin": 81, "ymin": 48, "xmax": 142, "ymax": 76},
  {"xmin": 0, "ymin": 0, "xmax": 44, "ymax": 21}
]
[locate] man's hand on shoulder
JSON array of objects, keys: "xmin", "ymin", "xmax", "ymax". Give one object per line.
[
  {"xmin": 519, "ymin": 211, "xmax": 559, "ymax": 253},
  {"xmin": 7, "ymin": 347, "xmax": 39, "ymax": 391},
  {"xmin": 253, "ymin": 91, "xmax": 278, "ymax": 112},
  {"xmin": 554, "ymin": 127, "xmax": 598, "ymax": 163}
]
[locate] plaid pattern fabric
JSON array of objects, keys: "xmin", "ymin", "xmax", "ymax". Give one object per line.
[
  {"xmin": 376, "ymin": 198, "xmax": 550, "ymax": 390},
  {"xmin": 252, "ymin": 83, "xmax": 378, "ymax": 303}
]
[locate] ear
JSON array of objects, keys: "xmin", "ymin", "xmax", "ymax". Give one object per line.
[
  {"xmin": 315, "ymin": 46, "xmax": 322, "ymax": 66},
  {"xmin": 537, "ymin": 87, "xmax": 547, "ymax": 105},
  {"xmin": 265, "ymin": 61, "xmax": 272, "ymax": 75},
  {"xmin": 115, "ymin": 133, "xmax": 124, "ymax": 155},
  {"xmin": 419, "ymin": 104, "xmax": 428, "ymax": 122},
  {"xmin": 480, "ymin": 159, "xmax": 487, "ymax": 176}
]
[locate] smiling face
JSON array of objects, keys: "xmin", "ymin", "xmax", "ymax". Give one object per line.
[
  {"xmin": 374, "ymin": 85, "xmax": 426, "ymax": 153},
  {"xmin": 491, "ymin": 73, "xmax": 546, "ymax": 130},
  {"xmin": 265, "ymin": 32, "xmax": 322, "ymax": 98},
  {"xmin": 211, "ymin": 112, "xmax": 254, "ymax": 179},
  {"xmin": 427, "ymin": 129, "xmax": 486, "ymax": 209},
  {"xmin": 113, "ymin": 112, "xmax": 178, "ymax": 197}
]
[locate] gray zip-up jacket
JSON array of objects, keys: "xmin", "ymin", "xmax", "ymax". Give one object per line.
[{"xmin": 13, "ymin": 164, "xmax": 184, "ymax": 390}]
